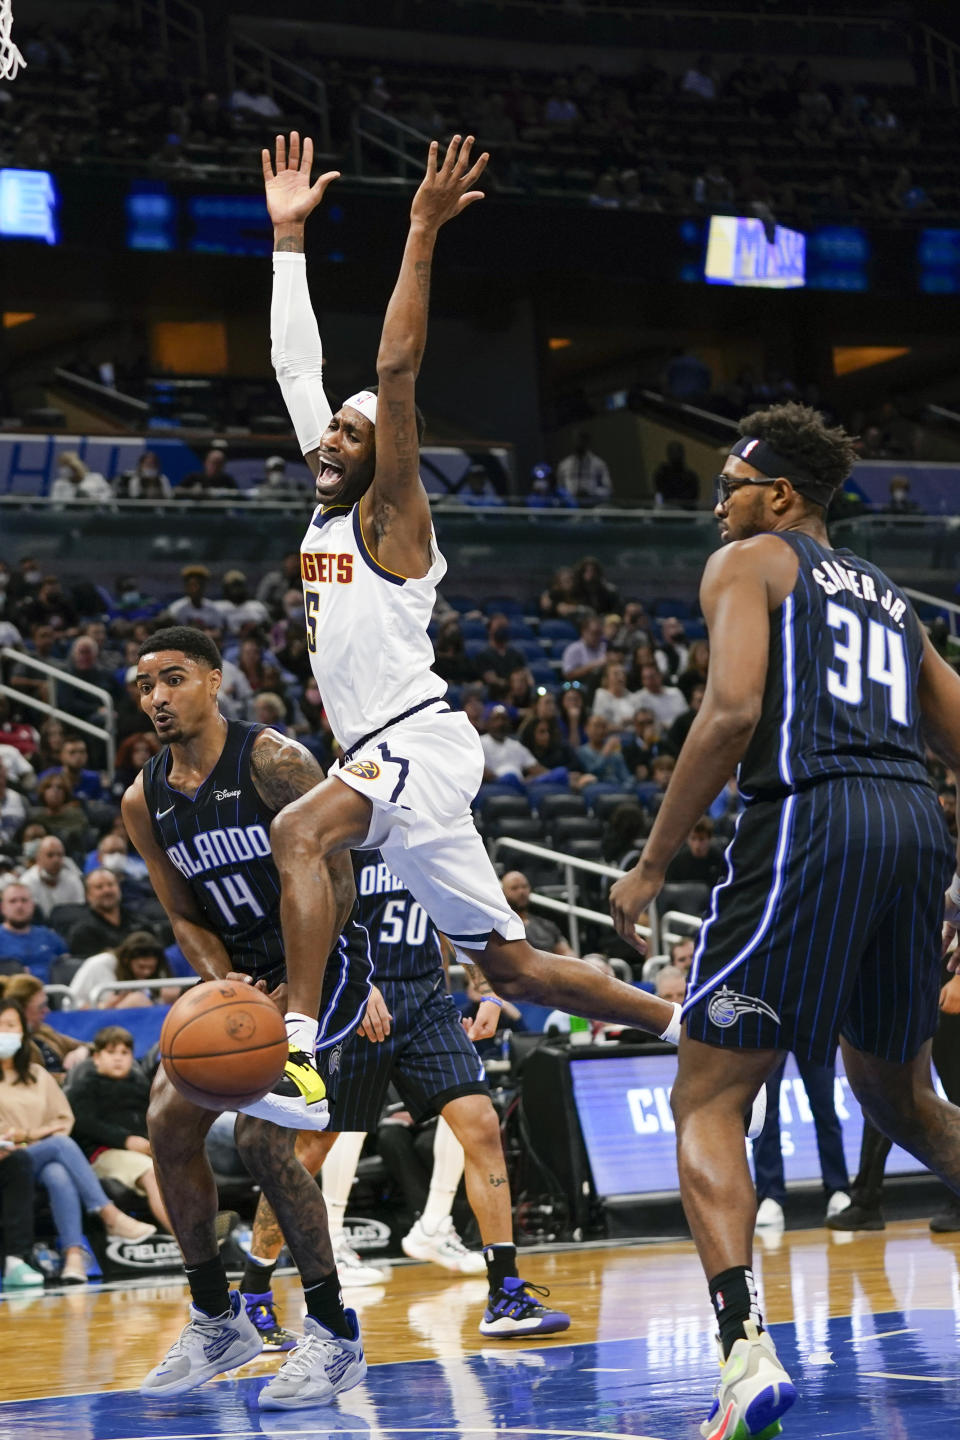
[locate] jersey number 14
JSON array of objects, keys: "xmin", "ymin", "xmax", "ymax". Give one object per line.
[
  {"xmin": 826, "ymin": 601, "xmax": 908, "ymax": 724},
  {"xmin": 203, "ymin": 873, "xmax": 265, "ymax": 927}
]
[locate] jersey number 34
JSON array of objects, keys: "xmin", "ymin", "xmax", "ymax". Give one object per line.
[{"xmin": 826, "ymin": 601, "xmax": 908, "ymax": 724}]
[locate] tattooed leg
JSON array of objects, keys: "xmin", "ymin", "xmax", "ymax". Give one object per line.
[
  {"xmin": 441, "ymin": 1094, "xmax": 513, "ymax": 1245},
  {"xmin": 842, "ymin": 1037, "xmax": 960, "ymax": 1194},
  {"xmin": 248, "ymin": 1130, "xmax": 338, "ymax": 1263},
  {"xmin": 236, "ymin": 1118, "xmax": 337, "ymax": 1278}
]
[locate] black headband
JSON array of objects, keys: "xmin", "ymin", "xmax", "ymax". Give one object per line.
[{"xmin": 728, "ymin": 435, "xmax": 837, "ymax": 508}]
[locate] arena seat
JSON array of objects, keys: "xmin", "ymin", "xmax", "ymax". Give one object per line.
[
  {"xmin": 533, "ymin": 793, "xmax": 587, "ymax": 822},
  {"xmin": 659, "ymin": 882, "xmax": 711, "ymax": 919}
]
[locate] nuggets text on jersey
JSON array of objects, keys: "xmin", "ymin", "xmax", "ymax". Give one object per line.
[{"xmin": 301, "ymin": 551, "xmax": 354, "ymax": 584}]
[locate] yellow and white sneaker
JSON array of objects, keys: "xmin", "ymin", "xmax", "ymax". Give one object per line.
[
  {"xmin": 238, "ymin": 1047, "xmax": 330, "ymax": 1132},
  {"xmin": 701, "ymin": 1322, "xmax": 796, "ymax": 1439}
]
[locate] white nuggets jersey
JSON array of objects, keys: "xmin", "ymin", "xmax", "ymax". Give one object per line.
[{"xmin": 300, "ymin": 502, "xmax": 448, "ymax": 748}]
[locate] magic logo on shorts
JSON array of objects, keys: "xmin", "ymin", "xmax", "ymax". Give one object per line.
[
  {"xmin": 345, "ymin": 760, "xmax": 381, "ymax": 780},
  {"xmin": 707, "ymin": 986, "xmax": 781, "ymax": 1029}
]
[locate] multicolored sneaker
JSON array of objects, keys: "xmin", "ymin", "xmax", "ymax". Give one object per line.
[
  {"xmin": 243, "ymin": 1290, "xmax": 299, "ymax": 1351},
  {"xmin": 238, "ymin": 1048, "xmax": 330, "ymax": 1132},
  {"xmin": 478, "ymin": 1278, "xmax": 571, "ymax": 1338},
  {"xmin": 258, "ymin": 1309, "xmax": 366, "ymax": 1409},
  {"xmin": 700, "ymin": 1322, "xmax": 796, "ymax": 1439}
]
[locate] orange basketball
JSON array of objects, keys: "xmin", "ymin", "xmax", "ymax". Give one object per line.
[{"xmin": 160, "ymin": 979, "xmax": 288, "ymax": 1110}]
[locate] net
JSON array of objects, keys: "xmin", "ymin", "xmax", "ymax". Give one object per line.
[{"xmin": 0, "ymin": 0, "xmax": 26, "ymax": 81}]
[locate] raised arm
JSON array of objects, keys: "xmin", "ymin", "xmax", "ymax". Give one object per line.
[
  {"xmin": 361, "ymin": 134, "xmax": 488, "ymax": 577},
  {"xmin": 121, "ymin": 775, "xmax": 234, "ymax": 982},
  {"xmin": 262, "ymin": 132, "xmax": 340, "ymax": 478}
]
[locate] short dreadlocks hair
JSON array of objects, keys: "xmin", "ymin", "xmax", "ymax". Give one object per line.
[{"xmin": 737, "ymin": 402, "xmax": 858, "ymax": 504}]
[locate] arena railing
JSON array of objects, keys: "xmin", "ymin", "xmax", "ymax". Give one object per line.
[
  {"xmin": 351, "ymin": 105, "xmax": 432, "ymax": 184},
  {"xmin": 902, "ymin": 587, "xmax": 960, "ymax": 642},
  {"xmin": 0, "ymin": 648, "xmax": 117, "ymax": 774},
  {"xmin": 86, "ymin": 976, "xmax": 199, "ymax": 1008},
  {"xmin": 227, "ymin": 31, "xmax": 332, "ymax": 155}
]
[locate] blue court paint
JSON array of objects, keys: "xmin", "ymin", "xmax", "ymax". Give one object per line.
[{"xmin": 1, "ymin": 1310, "xmax": 959, "ymax": 1439}]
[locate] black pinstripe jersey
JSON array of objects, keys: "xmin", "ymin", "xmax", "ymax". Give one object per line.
[
  {"xmin": 142, "ymin": 721, "xmax": 374, "ymax": 1038},
  {"xmin": 738, "ymin": 532, "xmax": 931, "ymax": 798},
  {"xmin": 353, "ymin": 849, "xmax": 442, "ymax": 981}
]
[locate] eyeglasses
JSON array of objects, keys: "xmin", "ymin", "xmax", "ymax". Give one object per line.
[{"xmin": 714, "ymin": 474, "xmax": 778, "ymax": 506}]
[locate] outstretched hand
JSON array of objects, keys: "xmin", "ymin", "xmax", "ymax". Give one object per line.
[
  {"xmin": 262, "ymin": 132, "xmax": 340, "ymax": 228},
  {"xmin": 410, "ymin": 134, "xmax": 489, "ymax": 231}
]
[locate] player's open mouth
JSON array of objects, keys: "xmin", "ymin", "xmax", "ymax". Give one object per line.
[
  {"xmin": 316, "ymin": 459, "xmax": 345, "ymax": 496},
  {"xmin": 154, "ymin": 713, "xmax": 175, "ymax": 730}
]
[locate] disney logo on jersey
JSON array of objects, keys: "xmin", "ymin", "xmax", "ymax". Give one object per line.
[
  {"xmin": 706, "ymin": 986, "xmax": 781, "ymax": 1030},
  {"xmin": 345, "ymin": 760, "xmax": 381, "ymax": 781},
  {"xmin": 214, "ymin": 788, "xmax": 241, "ymax": 802},
  {"xmin": 301, "ymin": 552, "xmax": 354, "ymax": 585}
]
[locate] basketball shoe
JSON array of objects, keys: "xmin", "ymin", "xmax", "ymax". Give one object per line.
[
  {"xmin": 479, "ymin": 1278, "xmax": 571, "ymax": 1338},
  {"xmin": 402, "ymin": 1216, "xmax": 486, "ymax": 1273},
  {"xmin": 333, "ymin": 1236, "xmax": 388, "ymax": 1286},
  {"xmin": 243, "ymin": 1290, "xmax": 299, "ymax": 1350},
  {"xmin": 239, "ymin": 1049, "xmax": 330, "ymax": 1131},
  {"xmin": 140, "ymin": 1290, "xmax": 263, "ymax": 1396},
  {"xmin": 258, "ymin": 1310, "xmax": 366, "ymax": 1409},
  {"xmin": 700, "ymin": 1322, "xmax": 796, "ymax": 1439}
]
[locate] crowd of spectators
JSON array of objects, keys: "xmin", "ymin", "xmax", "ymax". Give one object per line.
[{"xmin": 5, "ymin": 11, "xmax": 960, "ymax": 225}]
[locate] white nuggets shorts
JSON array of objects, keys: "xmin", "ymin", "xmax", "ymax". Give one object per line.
[{"xmin": 333, "ymin": 705, "xmax": 525, "ymax": 949}]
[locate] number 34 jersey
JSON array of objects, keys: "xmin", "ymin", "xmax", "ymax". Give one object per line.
[
  {"xmin": 142, "ymin": 722, "xmax": 372, "ymax": 1044},
  {"xmin": 737, "ymin": 531, "xmax": 931, "ymax": 798}
]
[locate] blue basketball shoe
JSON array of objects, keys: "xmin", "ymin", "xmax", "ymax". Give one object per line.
[
  {"xmin": 243, "ymin": 1290, "xmax": 299, "ymax": 1351},
  {"xmin": 479, "ymin": 1278, "xmax": 570, "ymax": 1338}
]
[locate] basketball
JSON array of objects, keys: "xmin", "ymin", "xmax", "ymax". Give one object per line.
[{"xmin": 159, "ymin": 980, "xmax": 288, "ymax": 1110}]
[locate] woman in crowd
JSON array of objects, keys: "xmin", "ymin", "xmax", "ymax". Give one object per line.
[
  {"xmin": 504, "ymin": 666, "xmax": 537, "ymax": 724},
  {"xmin": 570, "ymin": 556, "xmax": 620, "ymax": 613},
  {"xmin": 69, "ymin": 932, "xmax": 180, "ymax": 1011},
  {"xmin": 678, "ymin": 638, "xmax": 710, "ymax": 699},
  {"xmin": 559, "ymin": 685, "xmax": 588, "ymax": 749},
  {"xmin": 626, "ymin": 641, "xmax": 658, "ymax": 692},
  {"xmin": 592, "ymin": 660, "xmax": 642, "ymax": 728},
  {"xmin": 432, "ymin": 619, "xmax": 477, "ymax": 685},
  {"xmin": 28, "ymin": 775, "xmax": 88, "ymax": 856},
  {"xmin": 236, "ymin": 636, "xmax": 268, "ymax": 695},
  {"xmin": 519, "ymin": 715, "xmax": 594, "ymax": 791},
  {"xmin": 31, "ymin": 718, "xmax": 65, "ymax": 777},
  {"xmin": 251, "ymin": 690, "xmax": 290, "ymax": 734},
  {"xmin": 538, "ymin": 567, "xmax": 578, "ymax": 620},
  {"xmin": 111, "ymin": 732, "xmax": 160, "ymax": 796},
  {"xmin": 602, "ymin": 801, "xmax": 650, "ymax": 867},
  {"xmin": 3, "ymin": 974, "xmax": 88, "ymax": 1077},
  {"xmin": 0, "ymin": 998, "xmax": 154, "ymax": 1283}
]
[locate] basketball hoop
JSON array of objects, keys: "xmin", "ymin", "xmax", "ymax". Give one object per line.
[{"xmin": 1, "ymin": 0, "xmax": 26, "ymax": 81}]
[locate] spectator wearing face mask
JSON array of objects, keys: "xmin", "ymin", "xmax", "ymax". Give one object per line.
[
  {"xmin": 50, "ymin": 451, "xmax": 113, "ymax": 506},
  {"xmin": 20, "ymin": 836, "xmax": 85, "ymax": 917},
  {"xmin": 122, "ymin": 451, "xmax": 171, "ymax": 500}
]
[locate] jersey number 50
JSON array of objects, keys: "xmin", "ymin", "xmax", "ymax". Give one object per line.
[{"xmin": 826, "ymin": 601, "xmax": 908, "ymax": 724}]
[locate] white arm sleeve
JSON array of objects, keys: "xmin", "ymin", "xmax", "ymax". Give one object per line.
[{"xmin": 271, "ymin": 251, "xmax": 332, "ymax": 456}]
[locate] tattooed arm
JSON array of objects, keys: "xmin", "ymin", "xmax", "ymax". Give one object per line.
[
  {"xmin": 250, "ymin": 730, "xmax": 356, "ymax": 935},
  {"xmin": 362, "ymin": 134, "xmax": 488, "ymax": 579}
]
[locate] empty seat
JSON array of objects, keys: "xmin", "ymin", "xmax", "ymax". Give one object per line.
[
  {"xmin": 529, "ymin": 660, "xmax": 557, "ymax": 688},
  {"xmin": 488, "ymin": 815, "xmax": 546, "ymax": 845},
  {"xmin": 539, "ymin": 619, "xmax": 579, "ymax": 643},
  {"xmin": 587, "ymin": 790, "xmax": 639, "ymax": 820},
  {"xmin": 534, "ymin": 793, "xmax": 586, "ymax": 822},
  {"xmin": 550, "ymin": 815, "xmax": 603, "ymax": 845},
  {"xmin": 478, "ymin": 794, "xmax": 531, "ymax": 827},
  {"xmin": 659, "ymin": 882, "xmax": 710, "ymax": 919},
  {"xmin": 515, "ymin": 639, "xmax": 548, "ymax": 663}
]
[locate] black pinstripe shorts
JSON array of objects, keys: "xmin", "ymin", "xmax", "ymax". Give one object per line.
[
  {"xmin": 682, "ymin": 777, "xmax": 953, "ymax": 1065},
  {"xmin": 329, "ymin": 972, "xmax": 489, "ymax": 1132}
]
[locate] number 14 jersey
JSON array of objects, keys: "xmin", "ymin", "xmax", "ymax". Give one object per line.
[{"xmin": 737, "ymin": 531, "xmax": 931, "ymax": 797}]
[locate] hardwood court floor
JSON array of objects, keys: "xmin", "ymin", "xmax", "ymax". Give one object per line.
[{"xmin": 1, "ymin": 1221, "xmax": 959, "ymax": 1438}]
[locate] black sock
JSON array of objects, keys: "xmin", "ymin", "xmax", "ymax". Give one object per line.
[
  {"xmin": 483, "ymin": 1243, "xmax": 518, "ymax": 1294},
  {"xmin": 185, "ymin": 1254, "xmax": 231, "ymax": 1319},
  {"xmin": 709, "ymin": 1266, "xmax": 763, "ymax": 1359},
  {"xmin": 303, "ymin": 1270, "xmax": 352, "ymax": 1339},
  {"xmin": 240, "ymin": 1254, "xmax": 277, "ymax": 1295}
]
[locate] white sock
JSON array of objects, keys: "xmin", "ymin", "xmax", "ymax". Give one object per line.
[
  {"xmin": 321, "ymin": 1131, "xmax": 367, "ymax": 1243},
  {"xmin": 286, "ymin": 1012, "xmax": 319, "ymax": 1055},
  {"xmin": 420, "ymin": 1118, "xmax": 465, "ymax": 1234}
]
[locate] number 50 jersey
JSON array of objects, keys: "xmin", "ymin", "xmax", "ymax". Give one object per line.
[{"xmin": 737, "ymin": 532, "xmax": 932, "ymax": 798}]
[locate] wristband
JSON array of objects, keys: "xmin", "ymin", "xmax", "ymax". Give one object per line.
[
  {"xmin": 658, "ymin": 1001, "xmax": 682, "ymax": 1047},
  {"xmin": 949, "ymin": 874, "xmax": 960, "ymax": 907},
  {"xmin": 479, "ymin": 996, "xmax": 503, "ymax": 1008}
]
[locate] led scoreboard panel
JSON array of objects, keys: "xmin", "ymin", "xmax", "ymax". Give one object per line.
[
  {"xmin": 704, "ymin": 215, "xmax": 806, "ymax": 289},
  {"xmin": 570, "ymin": 1049, "xmax": 935, "ymax": 1198}
]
